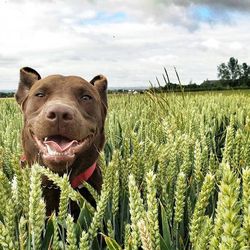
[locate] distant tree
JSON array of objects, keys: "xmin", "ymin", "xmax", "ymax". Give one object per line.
[
  {"xmin": 242, "ymin": 62, "xmax": 250, "ymax": 79},
  {"xmin": 217, "ymin": 57, "xmax": 241, "ymax": 80},
  {"xmin": 228, "ymin": 57, "xmax": 241, "ymax": 80},
  {"xmin": 217, "ymin": 63, "xmax": 230, "ymax": 80}
]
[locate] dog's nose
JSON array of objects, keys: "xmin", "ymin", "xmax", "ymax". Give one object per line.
[{"xmin": 46, "ymin": 105, "xmax": 74, "ymax": 122}]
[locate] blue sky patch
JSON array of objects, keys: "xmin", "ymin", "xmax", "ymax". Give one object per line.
[
  {"xmin": 190, "ymin": 5, "xmax": 230, "ymax": 23},
  {"xmin": 80, "ymin": 11, "xmax": 127, "ymax": 25},
  {"xmin": 191, "ymin": 5, "xmax": 215, "ymax": 22}
]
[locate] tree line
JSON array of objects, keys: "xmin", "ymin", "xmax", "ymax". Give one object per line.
[
  {"xmin": 150, "ymin": 57, "xmax": 250, "ymax": 92},
  {"xmin": 0, "ymin": 92, "xmax": 15, "ymax": 98}
]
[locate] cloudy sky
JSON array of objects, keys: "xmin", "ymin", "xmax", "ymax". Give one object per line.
[{"xmin": 0, "ymin": 0, "xmax": 249, "ymax": 89}]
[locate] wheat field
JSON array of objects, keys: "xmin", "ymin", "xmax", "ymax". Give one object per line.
[{"xmin": 0, "ymin": 91, "xmax": 250, "ymax": 250}]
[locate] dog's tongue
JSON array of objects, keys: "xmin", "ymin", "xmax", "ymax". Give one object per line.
[{"xmin": 44, "ymin": 136, "xmax": 78, "ymax": 152}]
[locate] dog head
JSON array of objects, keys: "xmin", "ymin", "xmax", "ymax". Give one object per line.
[{"xmin": 16, "ymin": 67, "xmax": 107, "ymax": 173}]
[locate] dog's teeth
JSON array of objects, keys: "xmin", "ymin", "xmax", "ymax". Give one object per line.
[
  {"xmin": 45, "ymin": 144, "xmax": 73, "ymax": 156},
  {"xmin": 44, "ymin": 137, "xmax": 48, "ymax": 141},
  {"xmin": 46, "ymin": 145, "xmax": 58, "ymax": 155}
]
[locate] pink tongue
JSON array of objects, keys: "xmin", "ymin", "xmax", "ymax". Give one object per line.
[{"xmin": 44, "ymin": 140, "xmax": 78, "ymax": 152}]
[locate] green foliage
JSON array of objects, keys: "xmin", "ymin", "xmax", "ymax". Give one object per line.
[
  {"xmin": 217, "ymin": 57, "xmax": 250, "ymax": 87},
  {"xmin": 219, "ymin": 57, "xmax": 249, "ymax": 80},
  {"xmin": 0, "ymin": 92, "xmax": 250, "ymax": 249}
]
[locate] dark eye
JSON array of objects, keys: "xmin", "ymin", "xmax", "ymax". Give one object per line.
[
  {"xmin": 81, "ymin": 95, "xmax": 92, "ymax": 101},
  {"xmin": 35, "ymin": 92, "xmax": 45, "ymax": 97}
]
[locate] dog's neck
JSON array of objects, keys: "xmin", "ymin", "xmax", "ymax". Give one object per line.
[
  {"xmin": 20, "ymin": 154, "xmax": 97, "ymax": 189},
  {"xmin": 71, "ymin": 161, "xmax": 96, "ymax": 188}
]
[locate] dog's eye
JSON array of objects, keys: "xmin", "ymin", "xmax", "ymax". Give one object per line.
[
  {"xmin": 35, "ymin": 92, "xmax": 45, "ymax": 97},
  {"xmin": 81, "ymin": 95, "xmax": 92, "ymax": 101}
]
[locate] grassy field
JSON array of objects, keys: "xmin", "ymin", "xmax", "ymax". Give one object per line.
[{"xmin": 0, "ymin": 91, "xmax": 250, "ymax": 250}]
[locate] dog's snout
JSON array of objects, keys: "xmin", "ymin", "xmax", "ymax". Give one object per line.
[{"xmin": 46, "ymin": 104, "xmax": 74, "ymax": 123}]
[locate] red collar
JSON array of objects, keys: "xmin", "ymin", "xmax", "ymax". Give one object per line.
[
  {"xmin": 20, "ymin": 155, "xmax": 96, "ymax": 189},
  {"xmin": 71, "ymin": 162, "xmax": 96, "ymax": 188}
]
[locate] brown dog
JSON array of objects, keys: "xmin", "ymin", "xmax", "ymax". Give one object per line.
[{"xmin": 15, "ymin": 67, "xmax": 107, "ymax": 216}]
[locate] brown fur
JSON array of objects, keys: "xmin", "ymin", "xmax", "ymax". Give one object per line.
[{"xmin": 15, "ymin": 67, "xmax": 107, "ymax": 216}]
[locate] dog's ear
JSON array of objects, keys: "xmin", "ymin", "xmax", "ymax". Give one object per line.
[
  {"xmin": 15, "ymin": 67, "xmax": 41, "ymax": 105},
  {"xmin": 90, "ymin": 75, "xmax": 108, "ymax": 115}
]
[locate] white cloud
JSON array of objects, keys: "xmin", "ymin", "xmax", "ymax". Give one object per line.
[
  {"xmin": 201, "ymin": 38, "xmax": 220, "ymax": 50},
  {"xmin": 0, "ymin": 0, "xmax": 249, "ymax": 90},
  {"xmin": 228, "ymin": 42, "xmax": 243, "ymax": 51}
]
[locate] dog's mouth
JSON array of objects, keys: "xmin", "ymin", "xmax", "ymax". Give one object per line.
[{"xmin": 33, "ymin": 134, "xmax": 93, "ymax": 164}]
